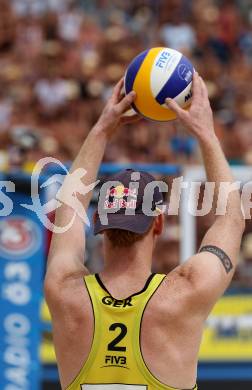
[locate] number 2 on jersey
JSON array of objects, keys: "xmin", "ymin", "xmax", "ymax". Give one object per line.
[{"xmin": 108, "ymin": 323, "xmax": 127, "ymax": 352}]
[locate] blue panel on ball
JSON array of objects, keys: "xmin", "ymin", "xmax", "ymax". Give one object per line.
[
  {"xmin": 155, "ymin": 55, "xmax": 193, "ymax": 104},
  {"xmin": 125, "ymin": 49, "xmax": 149, "ymax": 94}
]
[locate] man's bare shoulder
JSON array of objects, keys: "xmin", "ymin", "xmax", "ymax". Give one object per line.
[
  {"xmin": 143, "ymin": 267, "xmax": 203, "ymax": 341},
  {"xmin": 153, "ymin": 257, "xmax": 220, "ymax": 320},
  {"xmin": 152, "ymin": 266, "xmax": 198, "ymax": 314},
  {"xmin": 45, "ymin": 271, "xmax": 91, "ymax": 319}
]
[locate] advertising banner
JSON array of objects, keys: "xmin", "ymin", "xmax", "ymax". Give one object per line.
[
  {"xmin": 200, "ymin": 294, "xmax": 252, "ymax": 361},
  {"xmin": 0, "ymin": 174, "xmax": 44, "ymax": 390}
]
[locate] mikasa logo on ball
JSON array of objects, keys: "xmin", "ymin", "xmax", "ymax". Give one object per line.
[{"xmin": 178, "ymin": 64, "xmax": 192, "ymax": 83}]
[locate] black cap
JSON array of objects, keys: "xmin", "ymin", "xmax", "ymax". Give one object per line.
[{"xmin": 94, "ymin": 169, "xmax": 164, "ymax": 235}]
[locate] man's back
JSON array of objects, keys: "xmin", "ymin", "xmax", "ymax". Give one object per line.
[{"xmin": 48, "ymin": 269, "xmax": 205, "ymax": 389}]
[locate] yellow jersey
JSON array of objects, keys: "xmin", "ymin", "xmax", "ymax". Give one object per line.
[{"xmin": 66, "ymin": 273, "xmax": 197, "ymax": 390}]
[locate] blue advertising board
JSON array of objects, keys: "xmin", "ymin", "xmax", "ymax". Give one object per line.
[{"xmin": 0, "ymin": 174, "xmax": 44, "ymax": 390}]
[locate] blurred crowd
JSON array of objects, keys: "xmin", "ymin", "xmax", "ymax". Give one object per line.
[
  {"xmin": 1, "ymin": 0, "xmax": 252, "ymax": 286},
  {"xmin": 0, "ymin": 0, "xmax": 252, "ymax": 169}
]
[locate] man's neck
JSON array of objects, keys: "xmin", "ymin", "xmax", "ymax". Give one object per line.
[{"xmin": 102, "ymin": 236, "xmax": 154, "ymax": 280}]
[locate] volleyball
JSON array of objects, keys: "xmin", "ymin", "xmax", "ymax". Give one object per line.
[{"xmin": 124, "ymin": 47, "xmax": 194, "ymax": 122}]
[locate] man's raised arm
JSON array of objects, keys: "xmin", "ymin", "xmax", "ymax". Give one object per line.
[
  {"xmin": 45, "ymin": 79, "xmax": 137, "ymax": 288},
  {"xmin": 166, "ymin": 73, "xmax": 245, "ymax": 316}
]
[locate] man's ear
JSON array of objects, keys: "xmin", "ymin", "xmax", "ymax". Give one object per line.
[{"xmin": 153, "ymin": 214, "xmax": 164, "ymax": 236}]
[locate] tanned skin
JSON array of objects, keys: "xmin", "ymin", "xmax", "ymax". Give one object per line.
[{"xmin": 45, "ymin": 74, "xmax": 244, "ymax": 389}]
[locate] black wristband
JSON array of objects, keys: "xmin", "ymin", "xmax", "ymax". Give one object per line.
[{"xmin": 199, "ymin": 245, "xmax": 233, "ymax": 274}]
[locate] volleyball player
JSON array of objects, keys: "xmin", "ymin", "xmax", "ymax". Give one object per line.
[{"xmin": 45, "ymin": 73, "xmax": 244, "ymax": 390}]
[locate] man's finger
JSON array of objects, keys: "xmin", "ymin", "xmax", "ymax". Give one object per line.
[
  {"xmin": 199, "ymin": 76, "xmax": 209, "ymax": 100},
  {"xmin": 191, "ymin": 72, "xmax": 202, "ymax": 104},
  {"xmin": 111, "ymin": 78, "xmax": 124, "ymax": 103},
  {"xmin": 116, "ymin": 91, "xmax": 136, "ymax": 114},
  {"xmin": 165, "ymin": 98, "xmax": 185, "ymax": 117}
]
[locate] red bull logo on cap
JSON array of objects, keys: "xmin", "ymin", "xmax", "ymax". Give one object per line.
[{"xmin": 104, "ymin": 185, "xmax": 137, "ymax": 210}]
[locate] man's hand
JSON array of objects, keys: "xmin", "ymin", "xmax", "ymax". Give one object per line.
[
  {"xmin": 165, "ymin": 73, "xmax": 215, "ymax": 143},
  {"xmin": 96, "ymin": 78, "xmax": 138, "ymax": 139}
]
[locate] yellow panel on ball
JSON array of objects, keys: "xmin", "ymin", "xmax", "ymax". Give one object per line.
[{"xmin": 133, "ymin": 48, "xmax": 177, "ymax": 122}]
